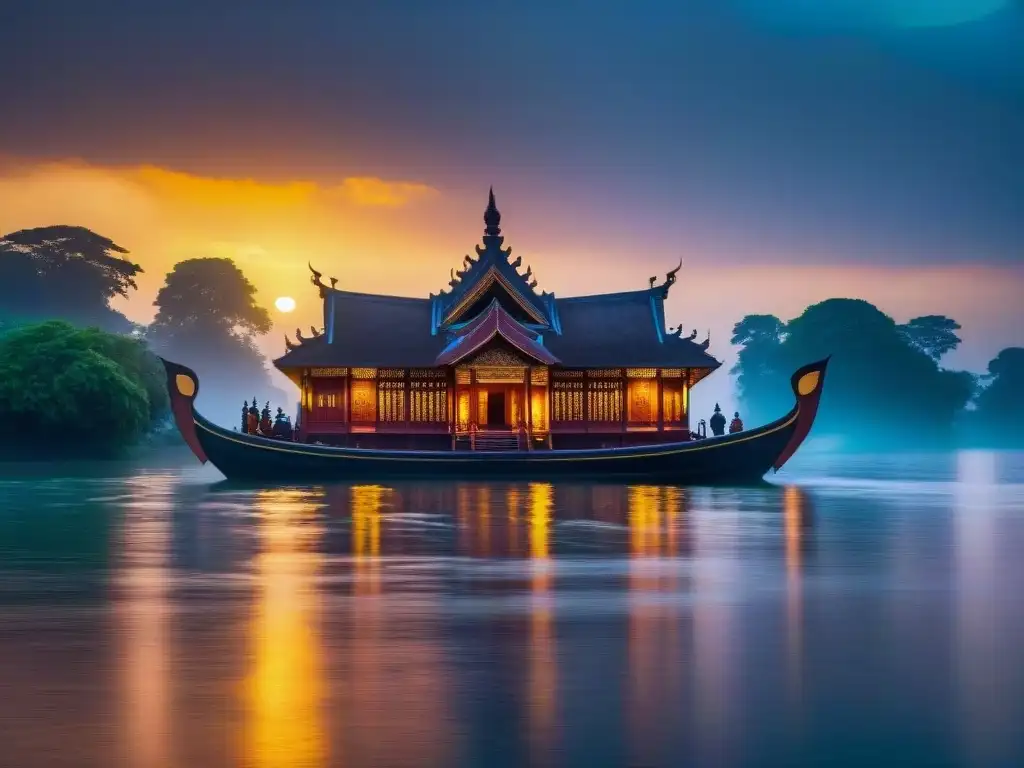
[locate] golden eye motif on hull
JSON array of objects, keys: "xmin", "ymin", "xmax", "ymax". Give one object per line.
[
  {"xmin": 175, "ymin": 373, "xmax": 196, "ymax": 398},
  {"xmin": 796, "ymin": 370, "xmax": 820, "ymax": 397}
]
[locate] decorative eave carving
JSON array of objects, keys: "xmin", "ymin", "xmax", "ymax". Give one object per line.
[
  {"xmin": 655, "ymin": 259, "xmax": 683, "ymax": 298},
  {"xmin": 284, "ymin": 335, "xmax": 296, "ymax": 351},
  {"xmin": 699, "ymin": 329, "xmax": 711, "ymax": 350}
]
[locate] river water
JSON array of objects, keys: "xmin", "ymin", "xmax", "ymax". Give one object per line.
[{"xmin": 0, "ymin": 451, "xmax": 1022, "ymax": 768}]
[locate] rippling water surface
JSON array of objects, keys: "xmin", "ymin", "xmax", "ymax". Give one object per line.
[{"xmin": 1, "ymin": 451, "xmax": 1023, "ymax": 768}]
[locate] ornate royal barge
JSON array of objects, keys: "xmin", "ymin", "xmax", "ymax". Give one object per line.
[{"xmin": 162, "ymin": 189, "xmax": 828, "ymax": 482}]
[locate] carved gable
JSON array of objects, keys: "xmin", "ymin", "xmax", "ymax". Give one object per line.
[{"xmin": 469, "ymin": 347, "xmax": 529, "ymax": 367}]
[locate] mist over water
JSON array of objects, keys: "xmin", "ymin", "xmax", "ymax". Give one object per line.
[{"xmin": 0, "ymin": 451, "xmax": 1022, "ymax": 767}]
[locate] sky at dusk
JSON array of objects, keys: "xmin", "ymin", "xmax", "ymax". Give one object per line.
[{"xmin": 2, "ymin": 1, "xmax": 1022, "ymax": 415}]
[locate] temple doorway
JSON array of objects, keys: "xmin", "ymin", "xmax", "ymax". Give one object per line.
[{"xmin": 486, "ymin": 391, "xmax": 507, "ymax": 428}]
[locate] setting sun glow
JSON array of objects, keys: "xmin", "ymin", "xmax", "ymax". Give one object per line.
[{"xmin": 275, "ymin": 296, "xmax": 296, "ymax": 313}]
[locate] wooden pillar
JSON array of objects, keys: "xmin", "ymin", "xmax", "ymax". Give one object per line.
[
  {"xmin": 524, "ymin": 373, "xmax": 531, "ymax": 450},
  {"xmin": 404, "ymin": 369, "xmax": 411, "ymax": 425},
  {"xmin": 621, "ymin": 374, "xmax": 628, "ymax": 434},
  {"xmin": 657, "ymin": 371, "xmax": 664, "ymax": 432},
  {"xmin": 582, "ymin": 373, "xmax": 590, "ymax": 430},
  {"xmin": 683, "ymin": 368, "xmax": 691, "ymax": 433}
]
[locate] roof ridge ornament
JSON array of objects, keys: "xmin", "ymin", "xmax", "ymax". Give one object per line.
[
  {"xmin": 309, "ymin": 262, "xmax": 328, "ymax": 296},
  {"xmin": 700, "ymin": 329, "xmax": 711, "ymax": 350},
  {"xmin": 655, "ymin": 259, "xmax": 683, "ymax": 297}
]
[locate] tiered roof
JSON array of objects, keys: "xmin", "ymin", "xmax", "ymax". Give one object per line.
[{"xmin": 275, "ymin": 190, "xmax": 720, "ymax": 373}]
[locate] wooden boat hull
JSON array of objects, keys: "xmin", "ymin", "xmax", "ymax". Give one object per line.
[{"xmin": 161, "ymin": 358, "xmax": 829, "ymax": 484}]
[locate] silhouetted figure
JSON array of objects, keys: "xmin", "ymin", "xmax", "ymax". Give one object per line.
[
  {"xmin": 272, "ymin": 407, "xmax": 293, "ymax": 440},
  {"xmin": 259, "ymin": 401, "xmax": 273, "ymax": 435},
  {"xmin": 247, "ymin": 398, "xmax": 259, "ymax": 435},
  {"xmin": 710, "ymin": 403, "xmax": 726, "ymax": 436},
  {"xmin": 729, "ymin": 411, "xmax": 744, "ymax": 434}
]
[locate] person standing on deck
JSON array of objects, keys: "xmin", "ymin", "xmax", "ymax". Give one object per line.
[
  {"xmin": 710, "ymin": 403, "xmax": 726, "ymax": 436},
  {"xmin": 729, "ymin": 411, "xmax": 744, "ymax": 434}
]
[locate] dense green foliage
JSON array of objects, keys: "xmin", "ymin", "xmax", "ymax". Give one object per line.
[
  {"xmin": 731, "ymin": 300, "xmax": 976, "ymax": 449},
  {"xmin": 0, "ymin": 321, "xmax": 168, "ymax": 457},
  {"xmin": 971, "ymin": 348, "xmax": 1024, "ymax": 448},
  {"xmin": 0, "ymin": 226, "xmax": 141, "ymax": 333}
]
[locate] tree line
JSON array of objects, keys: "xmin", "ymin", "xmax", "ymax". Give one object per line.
[
  {"xmin": 731, "ymin": 299, "xmax": 1023, "ymax": 450},
  {"xmin": 0, "ymin": 225, "xmax": 283, "ymax": 457},
  {"xmin": 1, "ymin": 224, "xmax": 1020, "ymax": 457}
]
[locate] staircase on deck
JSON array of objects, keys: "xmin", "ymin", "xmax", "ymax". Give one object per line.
[{"xmin": 454, "ymin": 430, "xmax": 526, "ymax": 451}]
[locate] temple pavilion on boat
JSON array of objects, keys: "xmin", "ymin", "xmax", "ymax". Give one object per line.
[{"xmin": 274, "ymin": 190, "xmax": 720, "ymax": 450}]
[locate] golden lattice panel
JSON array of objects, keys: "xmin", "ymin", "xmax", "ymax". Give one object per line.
[
  {"xmin": 350, "ymin": 367, "xmax": 377, "ymax": 379},
  {"xmin": 626, "ymin": 368, "xmax": 658, "ymax": 379},
  {"xmin": 474, "ymin": 366, "xmax": 525, "ymax": 383},
  {"xmin": 309, "ymin": 367, "xmax": 347, "ymax": 377},
  {"xmin": 587, "ymin": 369, "xmax": 622, "ymax": 378}
]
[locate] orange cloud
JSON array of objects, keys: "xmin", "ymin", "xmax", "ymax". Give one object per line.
[{"xmin": 333, "ymin": 176, "xmax": 438, "ymax": 207}]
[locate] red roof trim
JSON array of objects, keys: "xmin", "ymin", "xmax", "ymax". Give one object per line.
[{"xmin": 434, "ymin": 301, "xmax": 560, "ymax": 366}]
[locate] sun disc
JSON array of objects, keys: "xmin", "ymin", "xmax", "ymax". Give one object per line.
[{"xmin": 275, "ymin": 296, "xmax": 296, "ymax": 313}]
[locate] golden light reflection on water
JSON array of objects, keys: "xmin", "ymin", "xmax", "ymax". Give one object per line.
[
  {"xmin": 118, "ymin": 476, "xmax": 172, "ymax": 768},
  {"xmin": 527, "ymin": 482, "xmax": 557, "ymax": 761},
  {"xmin": 626, "ymin": 485, "xmax": 685, "ymax": 765},
  {"xmin": 783, "ymin": 486, "xmax": 806, "ymax": 705},
  {"xmin": 341, "ymin": 483, "xmax": 453, "ymax": 767},
  {"xmin": 246, "ymin": 488, "xmax": 325, "ymax": 768},
  {"xmin": 352, "ymin": 485, "xmax": 385, "ymax": 596}
]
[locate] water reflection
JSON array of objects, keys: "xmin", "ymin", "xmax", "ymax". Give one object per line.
[
  {"xmin": 246, "ymin": 489, "xmax": 325, "ymax": 768},
  {"xmin": 527, "ymin": 483, "xmax": 557, "ymax": 764},
  {"xmin": 626, "ymin": 486, "xmax": 686, "ymax": 767},
  {"xmin": 118, "ymin": 476, "xmax": 172, "ymax": 768},
  {"xmin": 954, "ymin": 451, "xmax": 1004, "ymax": 767},
  {"xmin": 5, "ymin": 454, "xmax": 1024, "ymax": 767},
  {"xmin": 784, "ymin": 485, "xmax": 808, "ymax": 706}
]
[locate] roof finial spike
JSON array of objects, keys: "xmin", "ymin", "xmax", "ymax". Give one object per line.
[{"xmin": 483, "ymin": 185, "xmax": 501, "ymax": 238}]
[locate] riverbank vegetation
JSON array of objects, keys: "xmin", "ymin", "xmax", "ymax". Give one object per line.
[
  {"xmin": 731, "ymin": 299, "xmax": 1023, "ymax": 450},
  {"xmin": 1, "ymin": 226, "xmax": 287, "ymax": 459}
]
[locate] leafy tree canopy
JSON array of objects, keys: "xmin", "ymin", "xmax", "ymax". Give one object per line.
[
  {"xmin": 730, "ymin": 299, "xmax": 974, "ymax": 449},
  {"xmin": 0, "ymin": 226, "xmax": 141, "ymax": 332},
  {"xmin": 148, "ymin": 257, "xmax": 271, "ymax": 342},
  {"xmin": 0, "ymin": 321, "xmax": 157, "ymax": 457},
  {"xmin": 972, "ymin": 347, "xmax": 1024, "ymax": 447},
  {"xmin": 897, "ymin": 315, "xmax": 962, "ymax": 361},
  {"xmin": 146, "ymin": 258, "xmax": 285, "ymax": 426}
]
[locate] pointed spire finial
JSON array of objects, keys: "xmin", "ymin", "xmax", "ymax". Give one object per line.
[{"xmin": 484, "ymin": 186, "xmax": 501, "ymax": 237}]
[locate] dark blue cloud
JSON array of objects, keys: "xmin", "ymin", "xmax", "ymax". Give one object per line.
[{"xmin": 0, "ymin": 1, "xmax": 1021, "ymax": 265}]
